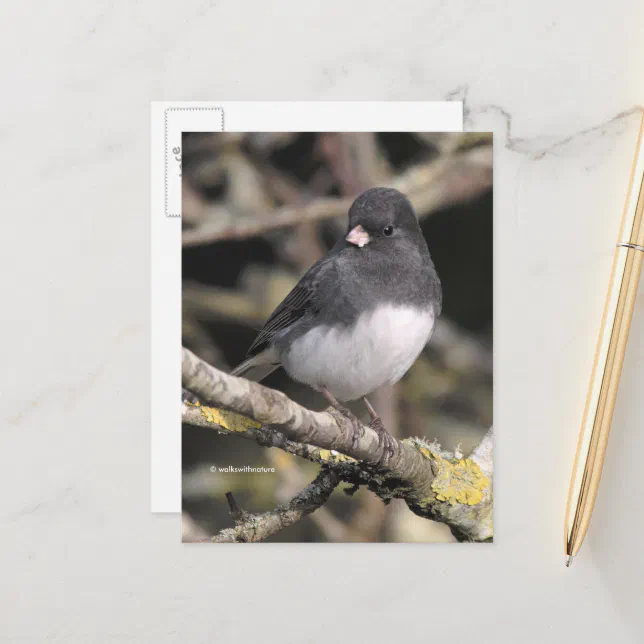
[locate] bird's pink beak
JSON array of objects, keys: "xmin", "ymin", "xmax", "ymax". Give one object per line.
[{"xmin": 346, "ymin": 224, "xmax": 370, "ymax": 248}]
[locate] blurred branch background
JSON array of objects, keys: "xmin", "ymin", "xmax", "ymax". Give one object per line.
[{"xmin": 181, "ymin": 132, "xmax": 493, "ymax": 543}]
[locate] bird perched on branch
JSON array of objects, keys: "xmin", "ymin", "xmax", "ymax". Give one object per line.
[{"xmin": 232, "ymin": 187, "xmax": 442, "ymax": 457}]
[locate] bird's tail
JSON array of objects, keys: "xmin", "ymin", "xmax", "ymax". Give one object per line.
[{"xmin": 230, "ymin": 348, "xmax": 280, "ymax": 383}]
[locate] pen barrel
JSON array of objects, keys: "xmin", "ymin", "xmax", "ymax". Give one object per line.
[
  {"xmin": 565, "ymin": 115, "xmax": 644, "ymax": 561},
  {"xmin": 565, "ymin": 245, "xmax": 643, "ymax": 556}
]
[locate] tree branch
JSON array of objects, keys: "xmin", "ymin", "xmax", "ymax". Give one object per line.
[
  {"xmin": 182, "ymin": 400, "xmax": 358, "ymax": 467},
  {"xmin": 182, "ymin": 145, "xmax": 492, "ymax": 246},
  {"xmin": 212, "ymin": 469, "xmax": 342, "ymax": 542},
  {"xmin": 182, "ymin": 347, "xmax": 493, "ymax": 542}
]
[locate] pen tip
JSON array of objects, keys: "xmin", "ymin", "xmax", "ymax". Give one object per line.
[{"xmin": 566, "ymin": 555, "xmax": 575, "ymax": 568}]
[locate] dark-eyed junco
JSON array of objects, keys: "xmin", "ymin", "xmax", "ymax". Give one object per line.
[{"xmin": 232, "ymin": 187, "xmax": 442, "ymax": 451}]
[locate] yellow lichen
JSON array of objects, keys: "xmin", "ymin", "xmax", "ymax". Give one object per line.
[
  {"xmin": 418, "ymin": 448, "xmax": 488, "ymax": 506},
  {"xmin": 318, "ymin": 449, "xmax": 357, "ymax": 464},
  {"xmin": 199, "ymin": 405, "xmax": 261, "ymax": 433}
]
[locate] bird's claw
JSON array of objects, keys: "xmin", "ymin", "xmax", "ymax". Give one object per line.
[
  {"xmin": 326, "ymin": 404, "xmax": 364, "ymax": 449},
  {"xmin": 350, "ymin": 418, "xmax": 365, "ymax": 449},
  {"xmin": 369, "ymin": 417, "xmax": 397, "ymax": 466}
]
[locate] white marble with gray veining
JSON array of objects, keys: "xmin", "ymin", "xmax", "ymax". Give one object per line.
[{"xmin": 1, "ymin": 1, "xmax": 643, "ymax": 642}]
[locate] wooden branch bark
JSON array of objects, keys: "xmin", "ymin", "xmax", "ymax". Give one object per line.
[
  {"xmin": 182, "ymin": 347, "xmax": 493, "ymax": 542},
  {"xmin": 212, "ymin": 470, "xmax": 342, "ymax": 543},
  {"xmin": 182, "ymin": 401, "xmax": 354, "ymax": 467}
]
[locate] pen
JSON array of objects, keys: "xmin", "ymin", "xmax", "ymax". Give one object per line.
[{"xmin": 564, "ymin": 114, "xmax": 644, "ymax": 568}]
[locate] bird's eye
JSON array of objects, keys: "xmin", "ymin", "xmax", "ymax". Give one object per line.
[{"xmin": 383, "ymin": 225, "xmax": 394, "ymax": 236}]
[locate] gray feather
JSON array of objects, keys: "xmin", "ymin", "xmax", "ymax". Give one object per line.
[{"xmin": 230, "ymin": 347, "xmax": 280, "ymax": 382}]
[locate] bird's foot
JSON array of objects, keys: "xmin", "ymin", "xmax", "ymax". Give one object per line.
[
  {"xmin": 368, "ymin": 416, "xmax": 397, "ymax": 465},
  {"xmin": 330, "ymin": 408, "xmax": 365, "ymax": 450},
  {"xmin": 320, "ymin": 386, "xmax": 364, "ymax": 448},
  {"xmin": 362, "ymin": 397, "xmax": 397, "ymax": 465}
]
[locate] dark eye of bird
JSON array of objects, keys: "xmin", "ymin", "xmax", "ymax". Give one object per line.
[{"xmin": 383, "ymin": 225, "xmax": 394, "ymax": 236}]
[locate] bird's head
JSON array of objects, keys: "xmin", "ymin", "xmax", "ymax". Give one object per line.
[{"xmin": 345, "ymin": 187, "xmax": 422, "ymax": 250}]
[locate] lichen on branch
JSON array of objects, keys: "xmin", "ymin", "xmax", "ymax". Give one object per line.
[{"xmin": 182, "ymin": 347, "xmax": 493, "ymax": 542}]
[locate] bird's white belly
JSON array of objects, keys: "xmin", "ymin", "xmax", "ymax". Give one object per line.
[{"xmin": 282, "ymin": 305, "xmax": 435, "ymax": 401}]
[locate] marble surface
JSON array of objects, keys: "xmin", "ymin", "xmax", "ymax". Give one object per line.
[{"xmin": 2, "ymin": 1, "xmax": 644, "ymax": 642}]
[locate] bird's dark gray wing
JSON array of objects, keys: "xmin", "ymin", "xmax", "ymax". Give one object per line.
[{"xmin": 246, "ymin": 258, "xmax": 331, "ymax": 358}]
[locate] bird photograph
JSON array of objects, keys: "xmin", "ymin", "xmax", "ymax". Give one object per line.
[{"xmin": 181, "ymin": 132, "xmax": 493, "ymax": 543}]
